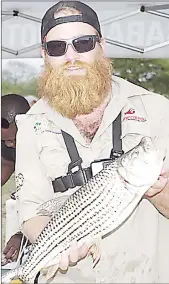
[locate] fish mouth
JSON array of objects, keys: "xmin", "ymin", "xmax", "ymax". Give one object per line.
[{"xmin": 117, "ymin": 166, "xmax": 128, "ymax": 181}]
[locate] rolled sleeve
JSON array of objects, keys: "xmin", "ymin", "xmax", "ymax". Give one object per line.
[{"xmin": 15, "ymin": 116, "xmax": 54, "ymax": 228}]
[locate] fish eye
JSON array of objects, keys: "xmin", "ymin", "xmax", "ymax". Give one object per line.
[{"xmin": 131, "ymin": 150, "xmax": 139, "ymax": 159}]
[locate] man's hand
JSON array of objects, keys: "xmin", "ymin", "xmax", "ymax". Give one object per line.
[
  {"xmin": 145, "ymin": 168, "xmax": 169, "ymax": 218},
  {"xmin": 59, "ymin": 241, "xmax": 88, "ymax": 270},
  {"xmin": 145, "ymin": 168, "xmax": 169, "ymax": 198},
  {"xmin": 3, "ymin": 232, "xmax": 24, "ymax": 262}
]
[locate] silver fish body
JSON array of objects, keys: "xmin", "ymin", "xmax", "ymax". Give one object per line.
[{"xmin": 2, "ymin": 136, "xmax": 164, "ymax": 283}]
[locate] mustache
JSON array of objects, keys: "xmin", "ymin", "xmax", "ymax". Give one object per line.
[{"xmin": 54, "ymin": 60, "xmax": 90, "ymax": 71}]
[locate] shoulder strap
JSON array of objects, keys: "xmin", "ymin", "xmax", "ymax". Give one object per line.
[
  {"xmin": 53, "ymin": 111, "xmax": 123, "ymax": 192},
  {"xmin": 61, "ymin": 130, "xmax": 83, "ymax": 172},
  {"xmin": 52, "ymin": 131, "xmax": 92, "ymax": 192},
  {"xmin": 62, "ymin": 111, "xmax": 123, "ymax": 168},
  {"xmin": 110, "ymin": 111, "xmax": 124, "ymax": 159}
]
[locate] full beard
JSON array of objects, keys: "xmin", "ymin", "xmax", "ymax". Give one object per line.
[{"xmin": 38, "ymin": 56, "xmax": 113, "ymax": 119}]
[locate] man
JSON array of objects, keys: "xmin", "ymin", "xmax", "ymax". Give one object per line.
[
  {"xmin": 2, "ymin": 94, "xmax": 30, "ymax": 263},
  {"xmin": 15, "ymin": 1, "xmax": 169, "ymax": 283}
]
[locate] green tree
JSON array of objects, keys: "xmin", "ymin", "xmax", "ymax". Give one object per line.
[
  {"xmin": 113, "ymin": 59, "xmax": 169, "ymax": 98},
  {"xmin": 2, "ymin": 79, "xmax": 38, "ymax": 97},
  {"xmin": 2, "ymin": 61, "xmax": 38, "ymax": 97},
  {"xmin": 2, "ymin": 61, "xmax": 37, "ymax": 85}
]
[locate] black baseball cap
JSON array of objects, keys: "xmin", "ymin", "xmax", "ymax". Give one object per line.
[{"xmin": 41, "ymin": 1, "xmax": 102, "ymax": 42}]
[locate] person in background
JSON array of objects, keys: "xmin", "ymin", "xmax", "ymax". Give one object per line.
[
  {"xmin": 24, "ymin": 95, "xmax": 38, "ymax": 107},
  {"xmin": 1, "ymin": 94, "xmax": 30, "ymax": 263}
]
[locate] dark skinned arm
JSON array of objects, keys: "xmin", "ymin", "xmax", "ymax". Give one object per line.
[
  {"xmin": 3, "ymin": 232, "xmax": 31, "ymax": 262},
  {"xmin": 2, "ymin": 158, "xmax": 31, "ymax": 262}
]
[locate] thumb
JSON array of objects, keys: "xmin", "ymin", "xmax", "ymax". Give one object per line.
[{"xmin": 145, "ymin": 176, "xmax": 168, "ymax": 198}]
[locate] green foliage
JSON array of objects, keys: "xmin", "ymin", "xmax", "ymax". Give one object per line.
[
  {"xmin": 2, "ymin": 60, "xmax": 38, "ymax": 97},
  {"xmin": 2, "ymin": 61, "xmax": 37, "ymax": 84},
  {"xmin": 2, "ymin": 78, "xmax": 38, "ymax": 97},
  {"xmin": 2, "ymin": 59, "xmax": 169, "ymax": 99},
  {"xmin": 113, "ymin": 58, "xmax": 169, "ymax": 98}
]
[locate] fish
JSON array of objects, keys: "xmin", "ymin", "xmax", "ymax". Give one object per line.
[{"xmin": 2, "ymin": 136, "xmax": 165, "ymax": 284}]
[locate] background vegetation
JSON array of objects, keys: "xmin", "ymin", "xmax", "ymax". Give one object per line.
[{"xmin": 2, "ymin": 59, "xmax": 169, "ymax": 98}]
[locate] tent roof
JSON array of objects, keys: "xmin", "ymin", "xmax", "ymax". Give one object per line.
[{"xmin": 2, "ymin": 1, "xmax": 169, "ymax": 59}]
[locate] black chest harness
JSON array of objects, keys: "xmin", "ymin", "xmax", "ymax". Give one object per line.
[{"xmin": 52, "ymin": 112, "xmax": 123, "ymax": 193}]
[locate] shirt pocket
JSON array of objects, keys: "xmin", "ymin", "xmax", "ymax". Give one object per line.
[{"xmin": 38, "ymin": 131, "xmax": 70, "ymax": 180}]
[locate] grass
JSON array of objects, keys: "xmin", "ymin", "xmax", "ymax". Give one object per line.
[{"xmin": 2, "ymin": 174, "xmax": 15, "ymax": 249}]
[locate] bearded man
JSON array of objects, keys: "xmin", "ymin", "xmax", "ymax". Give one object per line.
[{"xmin": 15, "ymin": 1, "xmax": 169, "ymax": 283}]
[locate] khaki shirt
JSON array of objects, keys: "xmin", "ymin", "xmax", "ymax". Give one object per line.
[{"xmin": 15, "ymin": 76, "xmax": 169, "ymax": 283}]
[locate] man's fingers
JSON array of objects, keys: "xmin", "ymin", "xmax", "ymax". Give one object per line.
[
  {"xmin": 11, "ymin": 250, "xmax": 19, "ymax": 262},
  {"xmin": 3, "ymin": 241, "xmax": 14, "ymax": 254},
  {"xmin": 69, "ymin": 241, "xmax": 88, "ymax": 263},
  {"xmin": 4, "ymin": 246, "xmax": 16, "ymax": 260},
  {"xmin": 145, "ymin": 176, "xmax": 168, "ymax": 197},
  {"xmin": 59, "ymin": 242, "xmax": 88, "ymax": 271},
  {"xmin": 69, "ymin": 241, "xmax": 79, "ymax": 263},
  {"xmin": 161, "ymin": 172, "xmax": 169, "ymax": 178},
  {"xmin": 160, "ymin": 167, "xmax": 169, "ymax": 177},
  {"xmin": 3, "ymin": 233, "xmax": 23, "ymax": 257},
  {"xmin": 78, "ymin": 244, "xmax": 89, "ymax": 260},
  {"xmin": 153, "ymin": 176, "xmax": 168, "ymax": 190},
  {"xmin": 3, "ymin": 244, "xmax": 10, "ymax": 255},
  {"xmin": 59, "ymin": 250, "xmax": 69, "ymax": 270}
]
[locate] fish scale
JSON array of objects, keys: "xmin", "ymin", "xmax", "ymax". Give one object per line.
[{"xmin": 2, "ymin": 137, "xmax": 164, "ymax": 284}]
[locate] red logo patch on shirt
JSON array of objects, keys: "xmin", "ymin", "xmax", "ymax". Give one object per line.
[
  {"xmin": 123, "ymin": 108, "xmax": 146, "ymax": 122},
  {"xmin": 124, "ymin": 108, "xmax": 135, "ymax": 115}
]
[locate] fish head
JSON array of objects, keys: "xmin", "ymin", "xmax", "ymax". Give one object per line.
[{"xmin": 118, "ymin": 136, "xmax": 165, "ymax": 187}]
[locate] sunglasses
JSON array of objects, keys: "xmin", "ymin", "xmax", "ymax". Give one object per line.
[{"xmin": 43, "ymin": 35, "xmax": 101, "ymax": 57}]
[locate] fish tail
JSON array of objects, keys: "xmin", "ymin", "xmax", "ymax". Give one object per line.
[{"xmin": 2, "ymin": 268, "xmax": 22, "ymax": 284}]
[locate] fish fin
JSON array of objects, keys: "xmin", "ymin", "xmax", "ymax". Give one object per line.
[
  {"xmin": 87, "ymin": 238, "xmax": 101, "ymax": 268},
  {"xmin": 37, "ymin": 195, "xmax": 69, "ymax": 216},
  {"xmin": 41, "ymin": 266, "xmax": 49, "ymax": 276},
  {"xmin": 41, "ymin": 264, "xmax": 59, "ymax": 283},
  {"xmin": 36, "ymin": 208, "xmax": 53, "ymax": 217},
  {"xmin": 40, "ymin": 258, "xmax": 60, "ymax": 277}
]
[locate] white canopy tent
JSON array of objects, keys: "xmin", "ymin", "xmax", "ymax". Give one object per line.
[{"xmin": 1, "ymin": 1, "xmax": 169, "ymax": 59}]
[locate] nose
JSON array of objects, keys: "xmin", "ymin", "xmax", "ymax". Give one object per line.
[{"xmin": 64, "ymin": 44, "xmax": 80, "ymax": 62}]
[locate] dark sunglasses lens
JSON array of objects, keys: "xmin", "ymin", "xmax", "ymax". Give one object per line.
[
  {"xmin": 1, "ymin": 118, "xmax": 9, "ymax": 129},
  {"xmin": 46, "ymin": 41, "xmax": 66, "ymax": 56},
  {"xmin": 73, "ymin": 36, "xmax": 95, "ymax": 53}
]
